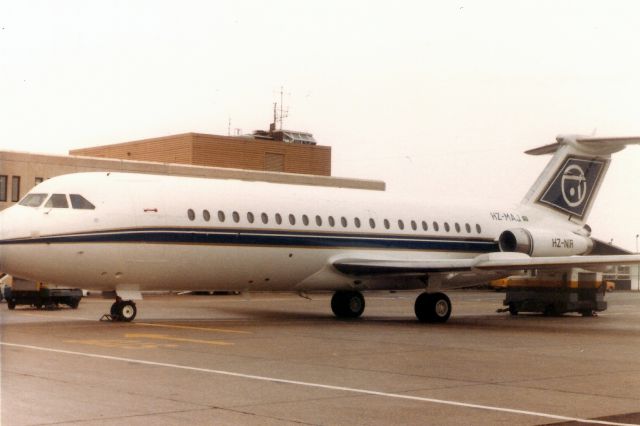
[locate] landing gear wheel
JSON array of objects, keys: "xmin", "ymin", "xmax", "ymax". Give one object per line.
[
  {"xmin": 508, "ymin": 303, "xmax": 519, "ymax": 316},
  {"xmin": 7, "ymin": 299, "xmax": 15, "ymax": 310},
  {"xmin": 415, "ymin": 292, "xmax": 452, "ymax": 323},
  {"xmin": 331, "ymin": 291, "xmax": 365, "ymax": 318},
  {"xmin": 110, "ymin": 300, "xmax": 137, "ymax": 322}
]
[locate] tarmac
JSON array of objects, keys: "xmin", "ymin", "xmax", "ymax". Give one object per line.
[{"xmin": 1, "ymin": 290, "xmax": 640, "ymax": 426}]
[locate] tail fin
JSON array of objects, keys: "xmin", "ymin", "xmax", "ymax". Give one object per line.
[{"xmin": 521, "ymin": 135, "xmax": 640, "ymax": 224}]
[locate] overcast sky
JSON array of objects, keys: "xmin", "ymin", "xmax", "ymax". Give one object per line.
[{"xmin": 1, "ymin": 1, "xmax": 640, "ymax": 250}]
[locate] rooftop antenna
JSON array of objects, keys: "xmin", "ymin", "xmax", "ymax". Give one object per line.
[{"xmin": 273, "ymin": 86, "xmax": 289, "ymax": 131}]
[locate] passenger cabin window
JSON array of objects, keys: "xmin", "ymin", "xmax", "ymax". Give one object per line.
[
  {"xmin": 203, "ymin": 210, "xmax": 211, "ymax": 221},
  {"xmin": 275, "ymin": 213, "xmax": 282, "ymax": 225},
  {"xmin": 455, "ymin": 223, "xmax": 461, "ymax": 233},
  {"xmin": 354, "ymin": 217, "xmax": 361, "ymax": 228},
  {"xmin": 247, "ymin": 212, "xmax": 255, "ymax": 223},
  {"xmin": 218, "ymin": 211, "xmax": 226, "ymax": 222},
  {"xmin": 341, "ymin": 217, "xmax": 348, "ymax": 227},
  {"xmin": 19, "ymin": 193, "xmax": 48, "ymax": 207},
  {"xmin": 45, "ymin": 194, "xmax": 69, "ymax": 209},
  {"xmin": 328, "ymin": 216, "xmax": 335, "ymax": 227},
  {"xmin": 315, "ymin": 215, "xmax": 322, "ymax": 226},
  {"xmin": 187, "ymin": 209, "xmax": 195, "ymax": 221},
  {"xmin": 398, "ymin": 220, "xmax": 405, "ymax": 230},
  {"xmin": 422, "ymin": 221, "xmax": 428, "ymax": 231},
  {"xmin": 69, "ymin": 194, "xmax": 95, "ymax": 210},
  {"xmin": 444, "ymin": 222, "xmax": 450, "ymax": 232},
  {"xmin": 289, "ymin": 214, "xmax": 296, "ymax": 225},
  {"xmin": 261, "ymin": 213, "xmax": 269, "ymax": 224},
  {"xmin": 232, "ymin": 211, "xmax": 240, "ymax": 223},
  {"xmin": 369, "ymin": 218, "xmax": 376, "ymax": 229},
  {"xmin": 302, "ymin": 215, "xmax": 309, "ymax": 226},
  {"xmin": 476, "ymin": 224, "xmax": 482, "ymax": 234},
  {"xmin": 384, "ymin": 219, "xmax": 390, "ymax": 229},
  {"xmin": 465, "ymin": 223, "xmax": 471, "ymax": 233},
  {"xmin": 411, "ymin": 220, "xmax": 417, "ymax": 231},
  {"xmin": 433, "ymin": 222, "xmax": 439, "ymax": 232}
]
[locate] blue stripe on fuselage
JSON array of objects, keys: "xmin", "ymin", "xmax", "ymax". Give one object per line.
[{"xmin": 0, "ymin": 227, "xmax": 499, "ymax": 252}]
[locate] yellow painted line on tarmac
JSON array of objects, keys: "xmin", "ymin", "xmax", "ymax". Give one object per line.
[
  {"xmin": 125, "ymin": 333, "xmax": 233, "ymax": 346},
  {"xmin": 134, "ymin": 322, "xmax": 251, "ymax": 334}
]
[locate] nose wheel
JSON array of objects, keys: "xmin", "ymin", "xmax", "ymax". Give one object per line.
[{"xmin": 104, "ymin": 299, "xmax": 137, "ymax": 322}]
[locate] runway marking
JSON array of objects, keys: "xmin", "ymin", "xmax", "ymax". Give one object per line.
[
  {"xmin": 65, "ymin": 338, "xmax": 178, "ymax": 350},
  {"xmin": 124, "ymin": 333, "xmax": 233, "ymax": 346},
  {"xmin": 134, "ymin": 322, "xmax": 251, "ymax": 334},
  {"xmin": 0, "ymin": 342, "xmax": 637, "ymax": 426}
]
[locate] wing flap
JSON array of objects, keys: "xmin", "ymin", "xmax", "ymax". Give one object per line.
[{"xmin": 333, "ymin": 253, "xmax": 640, "ymax": 276}]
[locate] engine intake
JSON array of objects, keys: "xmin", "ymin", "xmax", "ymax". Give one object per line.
[{"xmin": 498, "ymin": 228, "xmax": 593, "ymax": 257}]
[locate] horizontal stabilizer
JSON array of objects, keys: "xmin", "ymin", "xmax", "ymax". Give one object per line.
[{"xmin": 526, "ymin": 135, "xmax": 640, "ymax": 156}]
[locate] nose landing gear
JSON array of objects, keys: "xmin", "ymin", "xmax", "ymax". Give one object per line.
[{"xmin": 101, "ymin": 297, "xmax": 137, "ymax": 322}]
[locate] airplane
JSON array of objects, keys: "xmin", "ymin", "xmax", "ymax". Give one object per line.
[{"xmin": 1, "ymin": 134, "xmax": 640, "ymax": 323}]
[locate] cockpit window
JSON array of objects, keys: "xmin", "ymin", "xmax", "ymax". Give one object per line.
[
  {"xmin": 19, "ymin": 193, "xmax": 48, "ymax": 207},
  {"xmin": 45, "ymin": 194, "xmax": 69, "ymax": 209},
  {"xmin": 70, "ymin": 194, "xmax": 96, "ymax": 210}
]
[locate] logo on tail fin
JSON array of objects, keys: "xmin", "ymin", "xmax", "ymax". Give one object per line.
[{"xmin": 537, "ymin": 156, "xmax": 608, "ymax": 218}]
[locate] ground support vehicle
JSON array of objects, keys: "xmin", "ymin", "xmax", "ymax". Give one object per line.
[
  {"xmin": 4, "ymin": 277, "xmax": 82, "ymax": 310},
  {"xmin": 498, "ymin": 269, "xmax": 608, "ymax": 316}
]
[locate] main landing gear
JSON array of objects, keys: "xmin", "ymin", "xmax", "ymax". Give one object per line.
[
  {"xmin": 102, "ymin": 297, "xmax": 137, "ymax": 322},
  {"xmin": 331, "ymin": 291, "xmax": 365, "ymax": 318},
  {"xmin": 330, "ymin": 290, "xmax": 452, "ymax": 323},
  {"xmin": 414, "ymin": 292, "xmax": 451, "ymax": 323}
]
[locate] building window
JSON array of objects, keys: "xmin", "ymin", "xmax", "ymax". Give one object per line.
[
  {"xmin": 0, "ymin": 175, "xmax": 7, "ymax": 202},
  {"xmin": 11, "ymin": 176, "xmax": 20, "ymax": 202},
  {"xmin": 265, "ymin": 152, "xmax": 285, "ymax": 172}
]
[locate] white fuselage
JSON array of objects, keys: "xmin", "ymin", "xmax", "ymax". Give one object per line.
[{"xmin": 0, "ymin": 172, "xmax": 579, "ymax": 293}]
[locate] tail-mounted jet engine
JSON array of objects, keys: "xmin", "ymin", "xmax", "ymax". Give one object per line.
[{"xmin": 498, "ymin": 228, "xmax": 593, "ymax": 257}]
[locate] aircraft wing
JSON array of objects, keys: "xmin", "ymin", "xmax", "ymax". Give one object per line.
[{"xmin": 333, "ymin": 252, "xmax": 640, "ymax": 276}]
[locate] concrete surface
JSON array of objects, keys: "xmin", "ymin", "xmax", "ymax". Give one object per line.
[{"xmin": 1, "ymin": 290, "xmax": 640, "ymax": 425}]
